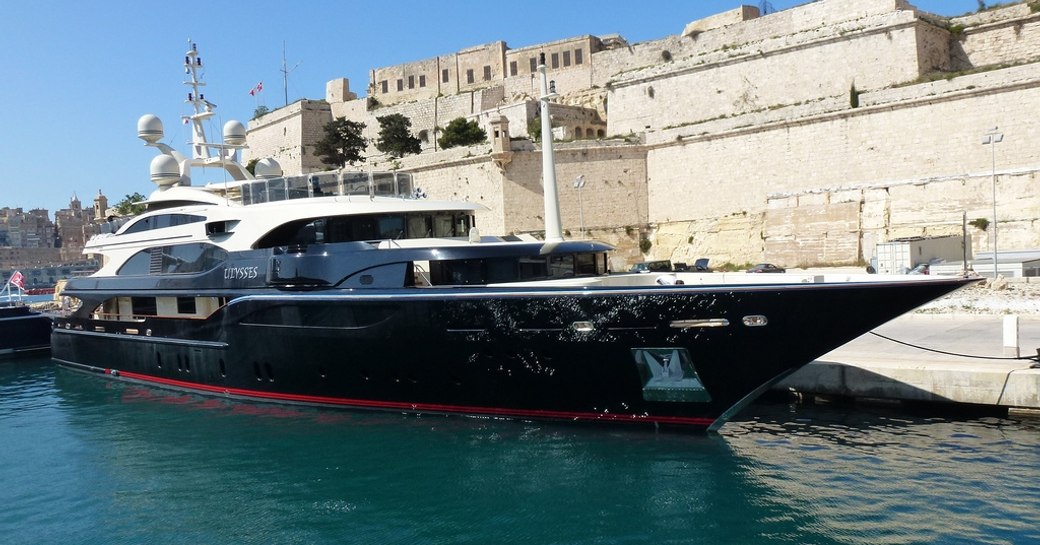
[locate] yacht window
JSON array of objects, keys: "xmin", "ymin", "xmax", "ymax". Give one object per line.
[
  {"xmin": 177, "ymin": 297, "xmax": 197, "ymax": 314},
  {"xmin": 254, "ymin": 212, "xmax": 476, "ymax": 248},
  {"xmin": 433, "ymin": 215, "xmax": 455, "ymax": 237},
  {"xmin": 372, "ymin": 173, "xmax": 395, "ymax": 196},
  {"xmin": 549, "ymin": 255, "xmax": 575, "ymax": 277},
  {"xmin": 342, "ymin": 173, "xmax": 370, "ymax": 196},
  {"xmin": 161, "ymin": 244, "xmax": 228, "ymax": 274},
  {"xmin": 575, "ymin": 252, "xmax": 597, "ymax": 275},
  {"xmin": 396, "ymin": 173, "xmax": 413, "ymax": 195},
  {"xmin": 519, "ymin": 257, "xmax": 549, "ymax": 279},
  {"xmin": 408, "ymin": 216, "xmax": 431, "ymax": 238},
  {"xmin": 132, "ymin": 297, "xmax": 157, "ymax": 317},
  {"xmin": 377, "ymin": 216, "xmax": 405, "ymax": 239},
  {"xmin": 118, "ymin": 249, "xmax": 153, "ymax": 276},
  {"xmin": 122, "ymin": 214, "xmax": 205, "ymax": 234},
  {"xmin": 117, "ymin": 243, "xmax": 228, "ymax": 276}
]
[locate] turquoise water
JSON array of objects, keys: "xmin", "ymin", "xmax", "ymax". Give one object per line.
[{"xmin": 2, "ymin": 357, "xmax": 1039, "ymax": 545}]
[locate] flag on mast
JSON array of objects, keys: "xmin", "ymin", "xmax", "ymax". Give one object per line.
[
  {"xmin": 9, "ymin": 271, "xmax": 24, "ymax": 291},
  {"xmin": 248, "ymin": 81, "xmax": 263, "ymax": 96}
]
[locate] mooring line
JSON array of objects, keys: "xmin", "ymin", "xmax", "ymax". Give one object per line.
[{"xmin": 868, "ymin": 331, "xmax": 1040, "ymax": 365}]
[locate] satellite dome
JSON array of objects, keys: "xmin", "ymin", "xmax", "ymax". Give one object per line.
[
  {"xmin": 137, "ymin": 114, "xmax": 164, "ymax": 144},
  {"xmin": 254, "ymin": 158, "xmax": 283, "ymax": 178},
  {"xmin": 150, "ymin": 155, "xmax": 181, "ymax": 188},
  {"xmin": 223, "ymin": 120, "xmax": 246, "ymax": 145}
]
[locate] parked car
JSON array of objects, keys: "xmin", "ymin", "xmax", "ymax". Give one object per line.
[
  {"xmin": 693, "ymin": 258, "xmax": 712, "ymax": 272},
  {"xmin": 746, "ymin": 263, "xmax": 786, "ymax": 273},
  {"xmin": 629, "ymin": 260, "xmax": 673, "ymax": 273},
  {"xmin": 907, "ymin": 263, "xmax": 930, "ymax": 275}
]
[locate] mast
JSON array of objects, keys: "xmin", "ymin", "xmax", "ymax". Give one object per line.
[
  {"xmin": 137, "ymin": 41, "xmax": 254, "ymax": 188},
  {"xmin": 537, "ymin": 53, "xmax": 564, "ymax": 242},
  {"xmin": 183, "ymin": 41, "xmax": 215, "ymax": 161}
]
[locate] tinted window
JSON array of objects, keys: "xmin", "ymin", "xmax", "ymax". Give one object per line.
[
  {"xmin": 123, "ymin": 214, "xmax": 205, "ymax": 234},
  {"xmin": 117, "ymin": 243, "xmax": 228, "ymax": 276}
]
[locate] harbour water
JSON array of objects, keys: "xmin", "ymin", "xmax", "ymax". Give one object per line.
[{"xmin": 3, "ymin": 357, "xmax": 1039, "ymax": 545}]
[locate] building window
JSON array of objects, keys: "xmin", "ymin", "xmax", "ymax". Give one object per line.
[
  {"xmin": 380, "ymin": 80, "xmax": 388, "ymax": 94},
  {"xmin": 442, "ymin": 69, "xmax": 449, "ymax": 83},
  {"xmin": 419, "ymin": 75, "xmax": 426, "ymax": 87},
  {"xmin": 509, "ymin": 61, "xmax": 517, "ymax": 77},
  {"xmin": 397, "ymin": 79, "xmax": 403, "ymax": 91},
  {"xmin": 408, "ymin": 75, "xmax": 415, "ymax": 89},
  {"xmin": 551, "ymin": 53, "xmax": 559, "ymax": 69},
  {"xmin": 530, "ymin": 57, "xmax": 537, "ymax": 73},
  {"xmin": 575, "ymin": 49, "xmax": 583, "ymax": 65},
  {"xmin": 483, "ymin": 65, "xmax": 491, "ymax": 81},
  {"xmin": 466, "ymin": 69, "xmax": 474, "ymax": 84},
  {"xmin": 563, "ymin": 51, "xmax": 571, "ymax": 67}
]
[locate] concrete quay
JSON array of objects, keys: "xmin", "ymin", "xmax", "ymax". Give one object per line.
[{"xmin": 777, "ymin": 314, "xmax": 1040, "ymax": 411}]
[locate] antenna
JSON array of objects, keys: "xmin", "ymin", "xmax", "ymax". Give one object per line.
[{"xmin": 280, "ymin": 41, "xmax": 301, "ymax": 107}]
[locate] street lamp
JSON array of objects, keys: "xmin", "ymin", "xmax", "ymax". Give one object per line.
[
  {"xmin": 573, "ymin": 175, "xmax": 586, "ymax": 239},
  {"xmin": 981, "ymin": 127, "xmax": 1003, "ymax": 279}
]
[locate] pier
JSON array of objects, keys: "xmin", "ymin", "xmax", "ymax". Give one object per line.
[{"xmin": 778, "ymin": 313, "xmax": 1040, "ymax": 412}]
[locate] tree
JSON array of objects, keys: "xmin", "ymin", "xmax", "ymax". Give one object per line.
[
  {"xmin": 313, "ymin": 118, "xmax": 367, "ymax": 168},
  {"xmin": 252, "ymin": 105, "xmax": 270, "ymax": 120},
  {"xmin": 375, "ymin": 114, "xmax": 421, "ymax": 158},
  {"xmin": 437, "ymin": 117, "xmax": 487, "ymax": 149},
  {"xmin": 114, "ymin": 192, "xmax": 147, "ymax": 216}
]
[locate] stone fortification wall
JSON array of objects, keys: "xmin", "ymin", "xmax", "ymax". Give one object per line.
[
  {"xmin": 503, "ymin": 37, "xmax": 597, "ymax": 101},
  {"xmin": 369, "ymin": 42, "xmax": 508, "ymax": 105},
  {"xmin": 242, "ymin": 0, "xmax": 1040, "ymax": 271},
  {"xmin": 953, "ymin": 4, "xmax": 1040, "ymax": 70},
  {"xmin": 607, "ymin": 8, "xmax": 932, "ymax": 136},
  {"xmin": 641, "ymin": 59, "xmax": 1040, "ymax": 266},
  {"xmin": 244, "ymin": 100, "xmax": 332, "ymax": 175},
  {"xmin": 498, "ymin": 142, "xmax": 648, "ymax": 235}
]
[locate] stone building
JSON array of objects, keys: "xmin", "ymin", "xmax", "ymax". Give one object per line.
[{"xmin": 243, "ymin": 0, "xmax": 1040, "ymax": 269}]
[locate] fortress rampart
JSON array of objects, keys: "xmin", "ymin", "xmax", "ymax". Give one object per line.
[{"xmin": 245, "ymin": 0, "xmax": 1040, "ymax": 269}]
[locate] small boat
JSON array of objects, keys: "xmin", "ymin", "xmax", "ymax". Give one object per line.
[
  {"xmin": 51, "ymin": 44, "xmax": 974, "ymax": 431},
  {"xmin": 0, "ymin": 274, "xmax": 51, "ymax": 358}
]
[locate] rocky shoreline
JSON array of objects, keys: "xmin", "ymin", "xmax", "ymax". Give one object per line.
[{"xmin": 915, "ymin": 278, "xmax": 1040, "ymax": 316}]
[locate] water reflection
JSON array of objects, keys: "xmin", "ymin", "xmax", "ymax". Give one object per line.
[
  {"xmin": 3, "ymin": 359, "xmax": 1039, "ymax": 545},
  {"xmin": 722, "ymin": 401, "xmax": 1040, "ymax": 545}
]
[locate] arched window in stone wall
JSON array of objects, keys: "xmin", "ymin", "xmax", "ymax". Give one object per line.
[{"xmin": 597, "ymin": 129, "xmax": 605, "ymax": 138}]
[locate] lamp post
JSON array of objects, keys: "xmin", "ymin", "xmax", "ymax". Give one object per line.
[
  {"xmin": 981, "ymin": 127, "xmax": 1003, "ymax": 279},
  {"xmin": 573, "ymin": 175, "xmax": 586, "ymax": 239}
]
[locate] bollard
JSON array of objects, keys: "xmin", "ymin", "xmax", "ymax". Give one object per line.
[{"xmin": 1003, "ymin": 315, "xmax": 1020, "ymax": 358}]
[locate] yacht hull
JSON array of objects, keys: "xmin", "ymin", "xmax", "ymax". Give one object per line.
[
  {"xmin": 0, "ymin": 305, "xmax": 52, "ymax": 358},
  {"xmin": 51, "ymin": 278, "xmax": 972, "ymax": 430}
]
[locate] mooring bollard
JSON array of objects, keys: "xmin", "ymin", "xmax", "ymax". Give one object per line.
[{"xmin": 1003, "ymin": 315, "xmax": 1020, "ymax": 358}]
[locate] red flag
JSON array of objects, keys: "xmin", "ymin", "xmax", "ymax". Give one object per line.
[
  {"xmin": 249, "ymin": 81, "xmax": 263, "ymax": 96},
  {"xmin": 9, "ymin": 271, "xmax": 24, "ymax": 290}
]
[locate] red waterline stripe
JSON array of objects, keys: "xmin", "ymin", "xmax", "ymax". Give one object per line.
[{"xmin": 109, "ymin": 369, "xmax": 715, "ymax": 427}]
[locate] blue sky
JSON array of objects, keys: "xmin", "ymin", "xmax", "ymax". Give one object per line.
[{"xmin": 0, "ymin": 0, "xmax": 984, "ymax": 215}]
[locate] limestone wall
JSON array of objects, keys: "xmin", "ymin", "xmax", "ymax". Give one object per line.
[
  {"xmin": 242, "ymin": 0, "xmax": 1040, "ymax": 271},
  {"xmin": 607, "ymin": 9, "xmax": 930, "ymax": 136},
  {"xmin": 641, "ymin": 61, "xmax": 1040, "ymax": 266},
  {"xmin": 954, "ymin": 5, "xmax": 1040, "ymax": 69},
  {"xmin": 244, "ymin": 100, "xmax": 332, "ymax": 174}
]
